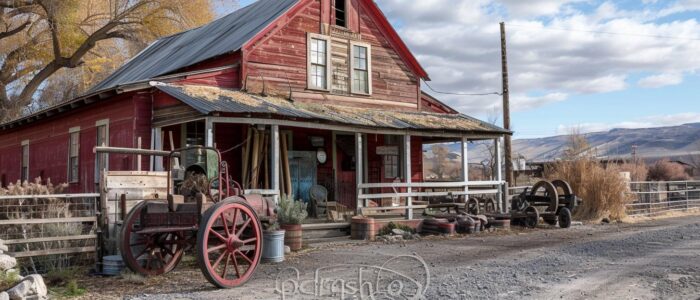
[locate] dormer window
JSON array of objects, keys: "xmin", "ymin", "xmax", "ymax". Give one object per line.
[{"xmin": 334, "ymin": 0, "xmax": 346, "ymax": 27}]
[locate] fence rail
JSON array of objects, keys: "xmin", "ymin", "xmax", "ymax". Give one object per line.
[
  {"xmin": 0, "ymin": 193, "xmax": 99, "ymax": 273},
  {"xmin": 626, "ymin": 181, "xmax": 700, "ymax": 216}
]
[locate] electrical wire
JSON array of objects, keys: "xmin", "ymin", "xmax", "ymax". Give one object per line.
[{"xmin": 422, "ymin": 79, "xmax": 502, "ymax": 96}]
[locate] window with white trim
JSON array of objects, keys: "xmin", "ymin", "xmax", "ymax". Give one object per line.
[
  {"xmin": 351, "ymin": 43, "xmax": 371, "ymax": 94},
  {"xmin": 308, "ymin": 36, "xmax": 330, "ymax": 90},
  {"xmin": 21, "ymin": 142, "xmax": 28, "ymax": 182},
  {"xmin": 68, "ymin": 130, "xmax": 80, "ymax": 183}
]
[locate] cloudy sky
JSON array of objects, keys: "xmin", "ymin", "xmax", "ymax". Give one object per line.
[{"xmin": 233, "ymin": 0, "xmax": 700, "ymax": 138}]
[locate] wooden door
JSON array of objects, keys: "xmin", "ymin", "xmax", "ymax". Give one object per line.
[
  {"xmin": 289, "ymin": 151, "xmax": 317, "ymax": 204},
  {"xmin": 335, "ymin": 135, "xmax": 356, "ymax": 209}
]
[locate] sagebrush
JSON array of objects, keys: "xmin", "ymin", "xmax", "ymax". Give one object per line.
[
  {"xmin": 277, "ymin": 195, "xmax": 308, "ymax": 225},
  {"xmin": 546, "ymin": 159, "xmax": 633, "ymax": 221}
]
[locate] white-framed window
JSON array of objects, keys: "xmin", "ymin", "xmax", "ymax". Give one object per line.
[
  {"xmin": 68, "ymin": 127, "xmax": 80, "ymax": 183},
  {"xmin": 21, "ymin": 140, "xmax": 29, "ymax": 182},
  {"xmin": 95, "ymin": 119, "xmax": 109, "ymax": 182},
  {"xmin": 307, "ymin": 33, "xmax": 331, "ymax": 91},
  {"xmin": 350, "ymin": 42, "xmax": 372, "ymax": 95}
]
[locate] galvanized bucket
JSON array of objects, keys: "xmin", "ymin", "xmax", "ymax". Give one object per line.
[
  {"xmin": 103, "ymin": 255, "xmax": 125, "ymax": 276},
  {"xmin": 262, "ymin": 230, "xmax": 286, "ymax": 263}
]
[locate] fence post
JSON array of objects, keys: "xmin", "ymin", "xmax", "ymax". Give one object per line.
[{"xmin": 686, "ymin": 181, "xmax": 690, "ymax": 211}]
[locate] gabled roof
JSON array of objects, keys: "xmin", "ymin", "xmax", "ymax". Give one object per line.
[
  {"xmin": 88, "ymin": 0, "xmax": 298, "ymax": 93},
  {"xmin": 155, "ymin": 83, "xmax": 510, "ymax": 135}
]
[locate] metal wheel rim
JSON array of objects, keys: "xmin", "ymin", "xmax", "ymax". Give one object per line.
[
  {"xmin": 531, "ymin": 181, "xmax": 559, "ymax": 212},
  {"xmin": 197, "ymin": 198, "xmax": 262, "ymax": 288},
  {"xmin": 484, "ymin": 199, "xmax": 496, "ymax": 213},
  {"xmin": 524, "ymin": 206, "xmax": 539, "ymax": 228},
  {"xmin": 120, "ymin": 201, "xmax": 186, "ymax": 276},
  {"xmin": 467, "ymin": 198, "xmax": 479, "ymax": 215}
]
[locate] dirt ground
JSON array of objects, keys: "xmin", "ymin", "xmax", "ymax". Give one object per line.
[{"xmin": 71, "ymin": 215, "xmax": 700, "ymax": 300}]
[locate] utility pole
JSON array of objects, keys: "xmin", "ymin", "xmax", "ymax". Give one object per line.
[{"xmin": 500, "ymin": 22, "xmax": 514, "ymax": 186}]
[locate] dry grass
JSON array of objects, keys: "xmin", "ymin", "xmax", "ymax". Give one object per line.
[{"xmin": 546, "ymin": 159, "xmax": 634, "ymax": 221}]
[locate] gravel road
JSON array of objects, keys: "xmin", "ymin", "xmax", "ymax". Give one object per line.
[{"xmin": 79, "ymin": 215, "xmax": 700, "ymax": 300}]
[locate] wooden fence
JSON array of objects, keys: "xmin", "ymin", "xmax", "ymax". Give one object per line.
[{"xmin": 0, "ymin": 193, "xmax": 99, "ymax": 273}]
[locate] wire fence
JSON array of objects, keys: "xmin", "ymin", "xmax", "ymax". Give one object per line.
[
  {"xmin": 626, "ymin": 181, "xmax": 700, "ymax": 216},
  {"xmin": 0, "ymin": 194, "xmax": 99, "ymax": 274}
]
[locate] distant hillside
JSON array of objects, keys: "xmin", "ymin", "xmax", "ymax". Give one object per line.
[
  {"xmin": 464, "ymin": 123, "xmax": 700, "ymax": 163},
  {"xmin": 513, "ymin": 123, "xmax": 700, "ymax": 162}
]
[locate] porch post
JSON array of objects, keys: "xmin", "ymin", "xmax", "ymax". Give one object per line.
[
  {"xmin": 205, "ymin": 118, "xmax": 214, "ymax": 147},
  {"xmin": 404, "ymin": 134, "xmax": 412, "ymax": 219},
  {"xmin": 356, "ymin": 132, "xmax": 364, "ymax": 214},
  {"xmin": 461, "ymin": 136, "xmax": 469, "ymax": 192},
  {"xmin": 495, "ymin": 137, "xmax": 504, "ymax": 212},
  {"xmin": 271, "ymin": 125, "xmax": 280, "ymax": 204},
  {"xmin": 153, "ymin": 128, "xmax": 164, "ymax": 171}
]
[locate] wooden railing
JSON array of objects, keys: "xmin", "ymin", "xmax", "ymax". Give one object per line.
[{"xmin": 356, "ymin": 181, "xmax": 506, "ymax": 219}]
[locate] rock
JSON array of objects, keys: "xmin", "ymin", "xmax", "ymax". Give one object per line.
[
  {"xmin": 0, "ymin": 255, "xmax": 16, "ymax": 271},
  {"xmin": 391, "ymin": 229, "xmax": 406, "ymax": 236},
  {"xmin": 284, "ymin": 246, "xmax": 291, "ymax": 254},
  {"xmin": 0, "ymin": 292, "xmax": 7, "ymax": 300},
  {"xmin": 6, "ymin": 275, "xmax": 46, "ymax": 300},
  {"xmin": 7, "ymin": 280, "xmax": 30, "ymax": 300}
]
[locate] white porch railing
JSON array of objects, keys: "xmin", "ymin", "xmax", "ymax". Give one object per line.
[{"xmin": 356, "ymin": 180, "xmax": 507, "ymax": 219}]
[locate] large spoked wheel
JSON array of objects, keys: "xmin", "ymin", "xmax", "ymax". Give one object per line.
[
  {"xmin": 120, "ymin": 201, "xmax": 186, "ymax": 276},
  {"xmin": 466, "ymin": 198, "xmax": 480, "ymax": 215},
  {"xmin": 523, "ymin": 206, "xmax": 540, "ymax": 228},
  {"xmin": 197, "ymin": 197, "xmax": 262, "ymax": 288},
  {"xmin": 531, "ymin": 181, "xmax": 559, "ymax": 212}
]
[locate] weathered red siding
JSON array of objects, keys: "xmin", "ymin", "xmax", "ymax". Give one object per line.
[
  {"xmin": 244, "ymin": 0, "xmax": 420, "ymax": 110},
  {"xmin": 0, "ymin": 92, "xmax": 153, "ymax": 192}
]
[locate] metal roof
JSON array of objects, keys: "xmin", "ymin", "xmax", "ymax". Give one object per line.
[
  {"xmin": 155, "ymin": 83, "xmax": 511, "ymax": 135},
  {"xmin": 88, "ymin": 0, "xmax": 299, "ymax": 93}
]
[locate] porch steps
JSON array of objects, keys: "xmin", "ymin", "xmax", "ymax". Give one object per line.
[{"xmin": 301, "ymin": 222, "xmax": 350, "ymax": 241}]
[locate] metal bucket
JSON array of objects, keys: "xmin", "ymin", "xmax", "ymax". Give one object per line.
[
  {"xmin": 103, "ymin": 255, "xmax": 125, "ymax": 276},
  {"xmin": 262, "ymin": 230, "xmax": 286, "ymax": 263}
]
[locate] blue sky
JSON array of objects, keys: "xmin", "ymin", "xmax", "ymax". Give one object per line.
[{"xmin": 222, "ymin": 0, "xmax": 700, "ymax": 139}]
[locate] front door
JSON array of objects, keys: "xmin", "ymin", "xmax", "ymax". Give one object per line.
[
  {"xmin": 335, "ymin": 134, "xmax": 356, "ymax": 209},
  {"xmin": 289, "ymin": 151, "xmax": 317, "ymax": 203}
]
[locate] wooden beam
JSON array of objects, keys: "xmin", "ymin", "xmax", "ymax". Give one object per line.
[
  {"xmin": 11, "ymin": 246, "xmax": 96, "ymax": 258},
  {"xmin": 271, "ymin": 125, "xmax": 281, "ymax": 204},
  {"xmin": 355, "ymin": 132, "xmax": 363, "ymax": 213},
  {"xmin": 0, "ymin": 217, "xmax": 97, "ymax": 225},
  {"xmin": 404, "ymin": 134, "xmax": 412, "ymax": 219}
]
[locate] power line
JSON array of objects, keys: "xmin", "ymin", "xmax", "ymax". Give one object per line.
[
  {"xmin": 507, "ymin": 24, "xmax": 700, "ymax": 42},
  {"xmin": 422, "ymin": 79, "xmax": 502, "ymax": 96}
]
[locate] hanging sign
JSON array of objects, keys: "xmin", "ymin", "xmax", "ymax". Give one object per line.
[{"xmin": 376, "ymin": 146, "xmax": 399, "ymax": 156}]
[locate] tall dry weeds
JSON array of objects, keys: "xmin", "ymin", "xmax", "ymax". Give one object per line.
[{"xmin": 546, "ymin": 159, "xmax": 634, "ymax": 221}]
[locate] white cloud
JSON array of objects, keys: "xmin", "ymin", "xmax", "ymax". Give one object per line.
[
  {"xmin": 556, "ymin": 112, "xmax": 700, "ymax": 134},
  {"xmin": 376, "ymin": 0, "xmax": 700, "ymax": 115},
  {"xmin": 638, "ymin": 72, "xmax": 683, "ymax": 88}
]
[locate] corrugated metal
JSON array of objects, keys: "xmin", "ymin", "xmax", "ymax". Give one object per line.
[
  {"xmin": 88, "ymin": 0, "xmax": 299, "ymax": 93},
  {"xmin": 155, "ymin": 84, "xmax": 510, "ymax": 134}
]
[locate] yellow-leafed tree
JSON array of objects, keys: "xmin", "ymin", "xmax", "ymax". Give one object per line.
[{"xmin": 0, "ymin": 0, "xmax": 235, "ymax": 122}]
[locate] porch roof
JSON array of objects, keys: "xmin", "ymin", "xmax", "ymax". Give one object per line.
[{"xmin": 154, "ymin": 83, "xmax": 511, "ymax": 135}]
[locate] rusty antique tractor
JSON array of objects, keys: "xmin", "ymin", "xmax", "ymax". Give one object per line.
[{"xmin": 118, "ymin": 146, "xmax": 275, "ymax": 288}]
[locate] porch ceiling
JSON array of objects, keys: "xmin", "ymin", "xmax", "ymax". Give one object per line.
[{"xmin": 154, "ymin": 83, "xmax": 511, "ymax": 135}]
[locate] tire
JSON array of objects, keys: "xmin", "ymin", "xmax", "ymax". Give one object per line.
[
  {"xmin": 466, "ymin": 198, "xmax": 480, "ymax": 215},
  {"xmin": 196, "ymin": 197, "xmax": 263, "ymax": 288},
  {"xmin": 558, "ymin": 207, "xmax": 572, "ymax": 229},
  {"xmin": 120, "ymin": 201, "xmax": 186, "ymax": 276}
]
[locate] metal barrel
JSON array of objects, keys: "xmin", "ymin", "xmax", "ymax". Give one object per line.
[
  {"xmin": 262, "ymin": 230, "xmax": 286, "ymax": 263},
  {"xmin": 102, "ymin": 255, "xmax": 125, "ymax": 276}
]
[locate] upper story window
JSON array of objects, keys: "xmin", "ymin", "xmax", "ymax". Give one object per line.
[
  {"xmin": 308, "ymin": 34, "xmax": 331, "ymax": 90},
  {"xmin": 68, "ymin": 128, "xmax": 80, "ymax": 183},
  {"xmin": 21, "ymin": 140, "xmax": 29, "ymax": 182},
  {"xmin": 351, "ymin": 43, "xmax": 372, "ymax": 94},
  {"xmin": 334, "ymin": 0, "xmax": 346, "ymax": 27}
]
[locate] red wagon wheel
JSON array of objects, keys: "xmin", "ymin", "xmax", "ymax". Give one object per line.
[
  {"xmin": 120, "ymin": 201, "xmax": 186, "ymax": 275},
  {"xmin": 197, "ymin": 197, "xmax": 262, "ymax": 288}
]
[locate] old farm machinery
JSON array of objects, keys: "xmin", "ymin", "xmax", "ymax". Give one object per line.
[
  {"xmin": 510, "ymin": 180, "xmax": 581, "ymax": 229},
  {"xmin": 96, "ymin": 146, "xmax": 274, "ymax": 288}
]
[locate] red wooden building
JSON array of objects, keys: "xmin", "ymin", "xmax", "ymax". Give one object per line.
[{"xmin": 0, "ymin": 0, "xmax": 509, "ymax": 220}]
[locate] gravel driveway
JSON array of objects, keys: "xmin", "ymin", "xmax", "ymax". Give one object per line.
[{"xmin": 79, "ymin": 215, "xmax": 700, "ymax": 299}]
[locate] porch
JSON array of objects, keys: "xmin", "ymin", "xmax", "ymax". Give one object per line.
[{"xmin": 149, "ymin": 83, "xmax": 510, "ymax": 222}]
